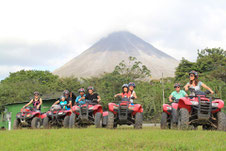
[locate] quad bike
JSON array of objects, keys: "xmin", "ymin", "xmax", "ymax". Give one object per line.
[
  {"xmin": 107, "ymin": 97, "xmax": 143, "ymax": 129},
  {"xmin": 69, "ymin": 99, "xmax": 103, "ymax": 128},
  {"xmin": 13, "ymin": 107, "xmax": 42, "ymax": 129},
  {"xmin": 42, "ymin": 105, "xmax": 72, "ymax": 129},
  {"xmin": 161, "ymin": 97, "xmax": 179, "ymax": 129},
  {"xmin": 177, "ymin": 88, "xmax": 225, "ymax": 131}
]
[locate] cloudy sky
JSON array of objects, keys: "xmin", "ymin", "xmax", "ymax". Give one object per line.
[{"xmin": 0, "ymin": 0, "xmax": 226, "ymax": 80}]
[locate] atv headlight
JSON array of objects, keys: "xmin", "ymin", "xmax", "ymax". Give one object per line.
[
  {"xmin": 191, "ymin": 101, "xmax": 198, "ymax": 106},
  {"xmin": 129, "ymin": 107, "xmax": 135, "ymax": 110},
  {"xmin": 166, "ymin": 106, "xmax": 172, "ymax": 110},
  {"xmin": 27, "ymin": 114, "xmax": 31, "ymax": 117},
  {"xmin": 89, "ymin": 106, "xmax": 94, "ymax": 110},
  {"xmin": 58, "ymin": 112, "xmax": 63, "ymax": 115},
  {"xmin": 113, "ymin": 106, "xmax": 118, "ymax": 109},
  {"xmin": 212, "ymin": 103, "xmax": 219, "ymax": 108}
]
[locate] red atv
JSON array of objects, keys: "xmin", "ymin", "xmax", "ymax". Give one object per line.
[
  {"xmin": 178, "ymin": 88, "xmax": 225, "ymax": 130},
  {"xmin": 13, "ymin": 107, "xmax": 42, "ymax": 129},
  {"xmin": 107, "ymin": 97, "xmax": 143, "ymax": 129},
  {"xmin": 161, "ymin": 97, "xmax": 179, "ymax": 129},
  {"xmin": 42, "ymin": 105, "xmax": 72, "ymax": 128},
  {"xmin": 69, "ymin": 100, "xmax": 103, "ymax": 128}
]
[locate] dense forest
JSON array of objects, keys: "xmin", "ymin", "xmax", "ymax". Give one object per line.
[{"xmin": 0, "ymin": 48, "xmax": 225, "ymax": 121}]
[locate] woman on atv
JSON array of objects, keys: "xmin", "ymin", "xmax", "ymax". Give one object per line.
[
  {"xmin": 169, "ymin": 83, "xmax": 188, "ymax": 102},
  {"xmin": 184, "ymin": 71, "xmax": 214, "ymax": 94},
  {"xmin": 75, "ymin": 88, "xmax": 86, "ymax": 105},
  {"xmin": 114, "ymin": 84, "xmax": 131, "ymax": 99},
  {"xmin": 128, "ymin": 82, "xmax": 137, "ymax": 104},
  {"xmin": 23, "ymin": 91, "xmax": 42, "ymax": 111},
  {"xmin": 85, "ymin": 86, "xmax": 101, "ymax": 104},
  {"xmin": 52, "ymin": 96, "xmax": 70, "ymax": 110}
]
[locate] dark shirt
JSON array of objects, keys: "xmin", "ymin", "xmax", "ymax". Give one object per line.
[{"xmin": 85, "ymin": 93, "xmax": 99, "ymax": 102}]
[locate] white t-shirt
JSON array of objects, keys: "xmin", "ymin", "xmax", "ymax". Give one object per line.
[
  {"xmin": 130, "ymin": 90, "xmax": 135, "ymax": 103},
  {"xmin": 187, "ymin": 81, "xmax": 202, "ymax": 91}
]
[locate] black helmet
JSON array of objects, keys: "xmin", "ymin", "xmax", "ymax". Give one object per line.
[
  {"xmin": 78, "ymin": 88, "xmax": 85, "ymax": 93},
  {"xmin": 63, "ymin": 90, "xmax": 69, "ymax": 95},
  {"xmin": 128, "ymin": 82, "xmax": 136, "ymax": 88},
  {"xmin": 87, "ymin": 86, "xmax": 94, "ymax": 90},
  {"xmin": 34, "ymin": 91, "xmax": 40, "ymax": 95},
  {"xmin": 189, "ymin": 70, "xmax": 198, "ymax": 78},
  {"xmin": 174, "ymin": 83, "xmax": 181, "ymax": 88},
  {"xmin": 122, "ymin": 84, "xmax": 129, "ymax": 89}
]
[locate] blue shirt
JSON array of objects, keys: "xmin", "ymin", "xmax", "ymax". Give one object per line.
[
  {"xmin": 60, "ymin": 101, "xmax": 68, "ymax": 110},
  {"xmin": 75, "ymin": 95, "xmax": 86, "ymax": 104}
]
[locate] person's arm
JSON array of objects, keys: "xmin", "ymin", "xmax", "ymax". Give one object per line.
[
  {"xmin": 169, "ymin": 95, "xmax": 173, "ymax": 102},
  {"xmin": 114, "ymin": 93, "xmax": 122, "ymax": 97},
  {"xmin": 68, "ymin": 101, "xmax": 72, "ymax": 108},
  {"xmin": 201, "ymin": 83, "xmax": 214, "ymax": 94},
  {"xmin": 23, "ymin": 99, "xmax": 33, "ymax": 108},
  {"xmin": 132, "ymin": 92, "xmax": 137, "ymax": 99},
  {"xmin": 52, "ymin": 100, "xmax": 60, "ymax": 106},
  {"xmin": 184, "ymin": 83, "xmax": 190, "ymax": 91},
  {"xmin": 36, "ymin": 98, "xmax": 42, "ymax": 109},
  {"xmin": 97, "ymin": 95, "xmax": 101, "ymax": 103},
  {"xmin": 183, "ymin": 91, "xmax": 188, "ymax": 97}
]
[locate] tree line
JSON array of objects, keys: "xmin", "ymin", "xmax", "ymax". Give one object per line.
[{"xmin": 0, "ymin": 48, "xmax": 225, "ymax": 121}]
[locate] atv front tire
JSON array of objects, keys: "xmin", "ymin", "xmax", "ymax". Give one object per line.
[
  {"xmin": 31, "ymin": 117, "xmax": 41, "ymax": 129},
  {"xmin": 134, "ymin": 112, "xmax": 143, "ymax": 129},
  {"xmin": 43, "ymin": 117, "xmax": 50, "ymax": 129},
  {"xmin": 107, "ymin": 112, "xmax": 115, "ymax": 129},
  {"xmin": 178, "ymin": 108, "xmax": 189, "ymax": 130},
  {"xmin": 95, "ymin": 112, "xmax": 102, "ymax": 128},
  {"xmin": 160, "ymin": 112, "xmax": 168, "ymax": 129},
  {"xmin": 63, "ymin": 115, "xmax": 70, "ymax": 128}
]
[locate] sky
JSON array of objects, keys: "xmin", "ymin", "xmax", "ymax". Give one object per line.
[{"xmin": 0, "ymin": 0, "xmax": 226, "ymax": 80}]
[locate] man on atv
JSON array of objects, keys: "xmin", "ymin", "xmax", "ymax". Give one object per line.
[
  {"xmin": 114, "ymin": 84, "xmax": 131, "ymax": 99},
  {"xmin": 85, "ymin": 86, "xmax": 101, "ymax": 104},
  {"xmin": 128, "ymin": 82, "xmax": 137, "ymax": 104},
  {"xmin": 23, "ymin": 91, "xmax": 42, "ymax": 111},
  {"xmin": 184, "ymin": 71, "xmax": 214, "ymax": 94},
  {"xmin": 75, "ymin": 88, "xmax": 86, "ymax": 105},
  {"xmin": 52, "ymin": 96, "xmax": 70, "ymax": 110},
  {"xmin": 169, "ymin": 83, "xmax": 188, "ymax": 102}
]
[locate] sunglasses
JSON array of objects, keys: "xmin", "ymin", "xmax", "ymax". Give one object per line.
[
  {"xmin": 174, "ymin": 86, "xmax": 180, "ymax": 88},
  {"xmin": 190, "ymin": 75, "xmax": 194, "ymax": 77},
  {"xmin": 34, "ymin": 94, "xmax": 39, "ymax": 96}
]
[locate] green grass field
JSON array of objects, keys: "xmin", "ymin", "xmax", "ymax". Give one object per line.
[{"xmin": 0, "ymin": 127, "xmax": 225, "ymax": 151}]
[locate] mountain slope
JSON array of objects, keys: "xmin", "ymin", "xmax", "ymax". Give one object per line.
[{"xmin": 53, "ymin": 31, "xmax": 179, "ymax": 79}]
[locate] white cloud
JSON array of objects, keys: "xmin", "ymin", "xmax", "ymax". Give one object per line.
[{"xmin": 0, "ymin": 0, "xmax": 226, "ymax": 80}]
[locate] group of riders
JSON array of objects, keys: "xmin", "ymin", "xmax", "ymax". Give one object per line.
[{"xmin": 23, "ymin": 71, "xmax": 214, "ymax": 111}]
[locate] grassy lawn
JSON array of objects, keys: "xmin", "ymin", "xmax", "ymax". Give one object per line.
[{"xmin": 0, "ymin": 127, "xmax": 225, "ymax": 151}]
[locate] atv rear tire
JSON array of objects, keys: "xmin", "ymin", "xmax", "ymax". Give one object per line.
[
  {"xmin": 13, "ymin": 119, "xmax": 21, "ymax": 129},
  {"xmin": 43, "ymin": 117, "xmax": 50, "ymax": 129},
  {"xmin": 63, "ymin": 115, "xmax": 70, "ymax": 128},
  {"xmin": 31, "ymin": 117, "xmax": 41, "ymax": 129},
  {"xmin": 95, "ymin": 112, "xmax": 102, "ymax": 128},
  {"xmin": 217, "ymin": 112, "xmax": 226, "ymax": 131},
  {"xmin": 134, "ymin": 112, "xmax": 143, "ymax": 129},
  {"xmin": 160, "ymin": 112, "xmax": 168, "ymax": 129},
  {"xmin": 107, "ymin": 111, "xmax": 115, "ymax": 129},
  {"xmin": 178, "ymin": 108, "xmax": 189, "ymax": 130}
]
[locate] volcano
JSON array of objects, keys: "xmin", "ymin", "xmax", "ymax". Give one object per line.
[{"xmin": 53, "ymin": 31, "xmax": 179, "ymax": 79}]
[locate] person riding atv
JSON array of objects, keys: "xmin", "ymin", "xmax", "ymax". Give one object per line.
[
  {"xmin": 169, "ymin": 83, "xmax": 188, "ymax": 102},
  {"xmin": 23, "ymin": 91, "xmax": 42, "ymax": 111},
  {"xmin": 75, "ymin": 88, "xmax": 86, "ymax": 105},
  {"xmin": 85, "ymin": 86, "xmax": 101, "ymax": 104},
  {"xmin": 114, "ymin": 84, "xmax": 131, "ymax": 99},
  {"xmin": 184, "ymin": 71, "xmax": 214, "ymax": 94},
  {"xmin": 62, "ymin": 90, "xmax": 73, "ymax": 109},
  {"xmin": 128, "ymin": 82, "xmax": 137, "ymax": 104},
  {"xmin": 161, "ymin": 83, "xmax": 187, "ymax": 129},
  {"xmin": 52, "ymin": 96, "xmax": 70, "ymax": 110}
]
